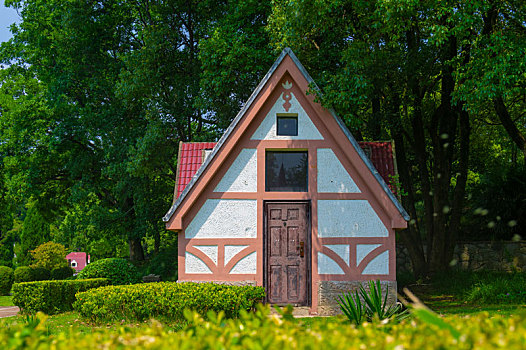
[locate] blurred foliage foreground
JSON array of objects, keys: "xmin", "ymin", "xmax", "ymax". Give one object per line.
[{"xmin": 1, "ymin": 305, "xmax": 525, "ymax": 350}]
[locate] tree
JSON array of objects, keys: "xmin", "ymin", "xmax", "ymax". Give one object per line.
[
  {"xmin": 17, "ymin": 205, "xmax": 51, "ymax": 266},
  {"xmin": 198, "ymin": 0, "xmax": 275, "ymax": 130},
  {"xmin": 1, "ymin": 0, "xmax": 203, "ymax": 260},
  {"xmin": 456, "ymin": 0, "xmax": 526, "ymax": 161},
  {"xmin": 30, "ymin": 241, "xmax": 68, "ymax": 270},
  {"xmin": 268, "ymin": 0, "xmax": 524, "ymax": 274}
]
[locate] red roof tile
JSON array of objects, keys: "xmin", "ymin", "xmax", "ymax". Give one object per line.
[{"xmin": 175, "ymin": 141, "xmax": 397, "ymax": 198}]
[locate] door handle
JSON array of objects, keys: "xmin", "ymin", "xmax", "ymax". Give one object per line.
[{"xmin": 299, "ymin": 241, "xmax": 304, "ymax": 258}]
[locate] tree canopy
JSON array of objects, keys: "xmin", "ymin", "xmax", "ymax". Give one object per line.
[{"xmin": 0, "ymin": 0, "xmax": 524, "ymax": 275}]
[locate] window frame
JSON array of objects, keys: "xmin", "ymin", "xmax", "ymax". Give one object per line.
[
  {"xmin": 265, "ymin": 150, "xmax": 308, "ymax": 192},
  {"xmin": 276, "ymin": 113, "xmax": 298, "ymax": 136}
]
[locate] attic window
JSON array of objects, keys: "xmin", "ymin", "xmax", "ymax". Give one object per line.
[
  {"xmin": 265, "ymin": 151, "xmax": 308, "ymax": 192},
  {"xmin": 277, "ymin": 114, "xmax": 298, "ymax": 136},
  {"xmin": 71, "ymin": 260, "xmax": 77, "ymax": 268}
]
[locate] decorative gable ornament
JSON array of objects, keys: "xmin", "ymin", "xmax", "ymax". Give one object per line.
[{"xmin": 163, "ymin": 48, "xmax": 408, "ymax": 315}]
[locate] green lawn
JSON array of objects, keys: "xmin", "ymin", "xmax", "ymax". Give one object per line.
[
  {"xmin": 419, "ymin": 293, "xmax": 525, "ymax": 316},
  {"xmin": 0, "ymin": 296, "xmax": 14, "ymax": 307},
  {"xmin": 401, "ymin": 270, "xmax": 526, "ymax": 317},
  {"xmin": 2, "ymin": 311, "xmax": 188, "ymax": 335}
]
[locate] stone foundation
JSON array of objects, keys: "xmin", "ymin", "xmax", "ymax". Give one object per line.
[{"xmin": 317, "ymin": 280, "xmax": 397, "ymax": 316}]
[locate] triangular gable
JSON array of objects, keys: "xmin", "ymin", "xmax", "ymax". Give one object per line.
[{"xmin": 163, "ymin": 48, "xmax": 409, "ymax": 228}]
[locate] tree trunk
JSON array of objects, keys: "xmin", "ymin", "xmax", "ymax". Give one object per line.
[
  {"xmin": 129, "ymin": 236, "xmax": 145, "ymax": 261},
  {"xmin": 428, "ymin": 35, "xmax": 460, "ymax": 273},
  {"xmin": 389, "ymin": 94, "xmax": 427, "ymax": 276},
  {"xmin": 494, "ymin": 96, "xmax": 526, "ymax": 161},
  {"xmin": 392, "ymin": 131, "xmax": 427, "ymax": 276},
  {"xmin": 447, "ymin": 108, "xmax": 470, "ymax": 263}
]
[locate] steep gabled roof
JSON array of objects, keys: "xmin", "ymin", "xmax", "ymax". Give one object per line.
[
  {"xmin": 173, "ymin": 141, "xmax": 399, "ymax": 200},
  {"xmin": 163, "ymin": 48, "xmax": 409, "ymax": 223}
]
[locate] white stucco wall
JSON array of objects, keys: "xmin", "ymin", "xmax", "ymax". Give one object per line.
[
  {"xmin": 317, "ymin": 149, "xmax": 361, "ymax": 193},
  {"xmin": 229, "ymin": 251, "xmax": 257, "ymax": 274},
  {"xmin": 185, "ymin": 199, "xmax": 257, "ymax": 239},
  {"xmin": 194, "ymin": 245, "xmax": 218, "ymax": 265},
  {"xmin": 224, "ymin": 245, "xmax": 249, "ymax": 266},
  {"xmin": 318, "ymin": 200, "xmax": 388, "ymax": 237},
  {"xmin": 214, "ymin": 148, "xmax": 257, "ymax": 192},
  {"xmin": 250, "ymin": 91, "xmax": 323, "ymax": 140},
  {"xmin": 324, "ymin": 244, "xmax": 350, "ymax": 265},
  {"xmin": 318, "ymin": 252, "xmax": 345, "ymax": 274},
  {"xmin": 185, "ymin": 252, "xmax": 212, "ymax": 274},
  {"xmin": 362, "ymin": 251, "xmax": 389, "ymax": 275},
  {"xmin": 356, "ymin": 244, "xmax": 382, "ymax": 265}
]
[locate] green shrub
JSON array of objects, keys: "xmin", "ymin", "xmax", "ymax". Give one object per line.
[
  {"xmin": 30, "ymin": 241, "xmax": 68, "ymax": 270},
  {"xmin": 77, "ymin": 258, "xmax": 140, "ymax": 285},
  {"xmin": 0, "ymin": 266, "xmax": 14, "ymax": 295},
  {"xmin": 14, "ymin": 266, "xmax": 33, "ymax": 283},
  {"xmin": 1, "ymin": 307, "xmax": 526, "ymax": 349},
  {"xmin": 74, "ymin": 282, "xmax": 265, "ymax": 322},
  {"xmin": 51, "ymin": 266, "xmax": 75, "ymax": 280},
  {"xmin": 12, "ymin": 278, "xmax": 109, "ymax": 314},
  {"xmin": 31, "ymin": 266, "xmax": 51, "ymax": 281}
]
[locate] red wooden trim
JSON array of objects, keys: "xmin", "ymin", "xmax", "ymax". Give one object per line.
[
  {"xmin": 224, "ymin": 245, "xmax": 257, "ymax": 273},
  {"xmin": 185, "ymin": 246, "xmax": 218, "ymax": 274},
  {"xmin": 318, "ymin": 246, "xmax": 352, "ymax": 275},
  {"xmin": 178, "ymin": 275, "xmax": 257, "ymax": 281},
  {"xmin": 357, "ymin": 245, "xmax": 389, "ymax": 273},
  {"xmin": 245, "ymin": 139, "xmax": 328, "ymax": 148},
  {"xmin": 186, "ymin": 238, "xmax": 258, "ymax": 245},
  {"xmin": 319, "ymin": 237, "xmax": 390, "ymax": 244}
]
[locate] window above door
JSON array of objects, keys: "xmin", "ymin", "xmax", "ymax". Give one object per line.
[{"xmin": 265, "ymin": 151, "xmax": 308, "ymax": 192}]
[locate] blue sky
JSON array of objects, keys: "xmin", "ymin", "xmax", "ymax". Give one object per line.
[{"xmin": 0, "ymin": 1, "xmax": 20, "ymax": 43}]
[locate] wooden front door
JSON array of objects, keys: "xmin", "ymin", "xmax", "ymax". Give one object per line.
[{"xmin": 265, "ymin": 202, "xmax": 310, "ymax": 305}]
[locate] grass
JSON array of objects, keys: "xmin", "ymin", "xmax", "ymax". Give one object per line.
[
  {"xmin": 400, "ymin": 270, "xmax": 526, "ymax": 317},
  {"xmin": 0, "ymin": 295, "xmax": 14, "ymax": 307},
  {"xmin": 2, "ymin": 270, "xmax": 523, "ymax": 335},
  {"xmin": 1, "ymin": 311, "xmax": 188, "ymax": 335}
]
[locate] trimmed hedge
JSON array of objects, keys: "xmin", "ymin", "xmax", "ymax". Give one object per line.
[
  {"xmin": 77, "ymin": 258, "xmax": 141, "ymax": 285},
  {"xmin": 51, "ymin": 266, "xmax": 75, "ymax": 280},
  {"xmin": 0, "ymin": 266, "xmax": 14, "ymax": 295},
  {"xmin": 74, "ymin": 282, "xmax": 265, "ymax": 322},
  {"xmin": 31, "ymin": 266, "xmax": 51, "ymax": 281},
  {"xmin": 12, "ymin": 278, "xmax": 109, "ymax": 314},
  {"xmin": 1, "ymin": 309, "xmax": 526, "ymax": 350},
  {"xmin": 14, "ymin": 266, "xmax": 33, "ymax": 283}
]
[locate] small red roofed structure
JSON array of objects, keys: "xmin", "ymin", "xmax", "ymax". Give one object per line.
[{"xmin": 65, "ymin": 252, "xmax": 90, "ymax": 273}]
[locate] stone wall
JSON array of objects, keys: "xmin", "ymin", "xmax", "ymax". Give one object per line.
[
  {"xmin": 317, "ymin": 280, "xmax": 397, "ymax": 316},
  {"xmin": 397, "ymin": 241, "xmax": 526, "ymax": 273}
]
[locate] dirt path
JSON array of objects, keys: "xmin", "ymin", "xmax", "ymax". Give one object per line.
[{"xmin": 0, "ymin": 306, "xmax": 20, "ymax": 318}]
